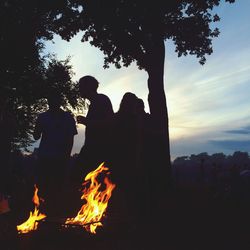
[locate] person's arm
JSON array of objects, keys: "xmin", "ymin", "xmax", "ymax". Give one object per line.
[
  {"xmin": 77, "ymin": 114, "xmax": 112, "ymax": 127},
  {"xmin": 65, "ymin": 136, "xmax": 74, "ymax": 157},
  {"xmin": 76, "ymin": 115, "xmax": 87, "ymax": 125},
  {"xmin": 77, "ymin": 97, "xmax": 114, "ymax": 127},
  {"xmin": 65, "ymin": 113, "xmax": 78, "ymax": 156},
  {"xmin": 33, "ymin": 116, "xmax": 42, "ymax": 140}
]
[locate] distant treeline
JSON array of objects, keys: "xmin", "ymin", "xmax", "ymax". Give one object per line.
[
  {"xmin": 8, "ymin": 149, "xmax": 249, "ymax": 179},
  {"xmin": 5, "ymin": 150, "xmax": 250, "ymax": 195},
  {"xmin": 172, "ymin": 151, "xmax": 250, "ymax": 196}
]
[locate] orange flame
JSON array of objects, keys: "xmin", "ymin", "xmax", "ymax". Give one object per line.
[
  {"xmin": 66, "ymin": 162, "xmax": 116, "ymax": 234},
  {"xmin": 17, "ymin": 184, "xmax": 46, "ymax": 234}
]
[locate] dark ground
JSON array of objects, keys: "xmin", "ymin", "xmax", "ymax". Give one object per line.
[{"xmin": 1, "ymin": 188, "xmax": 250, "ymax": 250}]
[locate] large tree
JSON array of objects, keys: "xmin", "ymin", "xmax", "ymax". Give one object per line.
[
  {"xmin": 44, "ymin": 0, "xmax": 236, "ymax": 188},
  {"xmin": 2, "ymin": 0, "xmax": 236, "ymax": 175},
  {"xmin": 0, "ymin": 0, "xmax": 81, "ymax": 149}
]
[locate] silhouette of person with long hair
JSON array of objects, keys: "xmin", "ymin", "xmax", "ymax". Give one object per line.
[
  {"xmin": 33, "ymin": 91, "xmax": 77, "ymax": 216},
  {"xmin": 76, "ymin": 75, "xmax": 114, "ymax": 178},
  {"xmin": 112, "ymin": 92, "xmax": 138, "ymax": 181},
  {"xmin": 111, "ymin": 92, "xmax": 151, "ymax": 227},
  {"xmin": 111, "ymin": 93, "xmax": 158, "ymax": 229}
]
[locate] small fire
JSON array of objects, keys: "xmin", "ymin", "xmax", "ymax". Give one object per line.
[
  {"xmin": 17, "ymin": 184, "xmax": 46, "ymax": 234},
  {"xmin": 66, "ymin": 162, "xmax": 116, "ymax": 234}
]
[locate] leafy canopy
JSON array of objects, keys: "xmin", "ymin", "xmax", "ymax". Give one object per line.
[
  {"xmin": 0, "ymin": 0, "xmax": 80, "ymax": 149},
  {"xmin": 49, "ymin": 0, "xmax": 235, "ymax": 68},
  {"xmin": 0, "ymin": 0, "xmax": 236, "ymax": 149}
]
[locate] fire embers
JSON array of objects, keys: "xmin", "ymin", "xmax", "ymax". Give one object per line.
[
  {"xmin": 16, "ymin": 185, "xmax": 46, "ymax": 234},
  {"xmin": 65, "ymin": 162, "xmax": 116, "ymax": 234},
  {"xmin": 16, "ymin": 163, "xmax": 115, "ymax": 235}
]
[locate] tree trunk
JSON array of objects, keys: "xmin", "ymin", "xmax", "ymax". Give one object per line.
[{"xmin": 146, "ymin": 39, "xmax": 172, "ymax": 192}]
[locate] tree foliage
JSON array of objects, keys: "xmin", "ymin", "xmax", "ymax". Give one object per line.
[
  {"xmin": 0, "ymin": 0, "xmax": 236, "ymax": 150},
  {"xmin": 48, "ymin": 0, "xmax": 235, "ymax": 69},
  {"xmin": 0, "ymin": 0, "xmax": 80, "ymax": 149}
]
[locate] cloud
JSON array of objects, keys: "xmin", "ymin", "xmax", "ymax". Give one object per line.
[
  {"xmin": 40, "ymin": 2, "xmax": 250, "ymax": 159},
  {"xmin": 209, "ymin": 140, "xmax": 250, "ymax": 151},
  {"xmin": 225, "ymin": 126, "xmax": 250, "ymax": 135}
]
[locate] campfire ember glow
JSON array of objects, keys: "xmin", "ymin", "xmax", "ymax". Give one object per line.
[
  {"xmin": 65, "ymin": 162, "xmax": 116, "ymax": 234},
  {"xmin": 17, "ymin": 184, "xmax": 46, "ymax": 234}
]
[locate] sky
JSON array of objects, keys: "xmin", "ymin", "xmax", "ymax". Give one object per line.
[{"xmin": 41, "ymin": 0, "xmax": 250, "ymax": 160}]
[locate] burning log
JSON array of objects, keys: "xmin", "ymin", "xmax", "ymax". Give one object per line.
[
  {"xmin": 16, "ymin": 185, "xmax": 46, "ymax": 234},
  {"xmin": 37, "ymin": 217, "xmax": 102, "ymax": 232},
  {"xmin": 65, "ymin": 162, "xmax": 116, "ymax": 234}
]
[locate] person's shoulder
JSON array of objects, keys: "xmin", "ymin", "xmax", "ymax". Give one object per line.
[
  {"xmin": 97, "ymin": 94, "xmax": 112, "ymax": 105},
  {"xmin": 62, "ymin": 110, "xmax": 75, "ymax": 119},
  {"xmin": 38, "ymin": 111, "xmax": 49, "ymax": 119},
  {"xmin": 62, "ymin": 111, "xmax": 77, "ymax": 132},
  {"xmin": 98, "ymin": 93, "xmax": 111, "ymax": 101}
]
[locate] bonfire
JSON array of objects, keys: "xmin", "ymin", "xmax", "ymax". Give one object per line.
[
  {"xmin": 65, "ymin": 162, "xmax": 116, "ymax": 234},
  {"xmin": 17, "ymin": 185, "xmax": 46, "ymax": 234}
]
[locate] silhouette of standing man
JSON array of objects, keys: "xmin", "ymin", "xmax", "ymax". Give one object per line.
[
  {"xmin": 33, "ymin": 91, "xmax": 77, "ymax": 216},
  {"xmin": 76, "ymin": 75, "xmax": 114, "ymax": 177}
]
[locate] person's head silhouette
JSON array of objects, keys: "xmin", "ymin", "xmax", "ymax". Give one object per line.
[
  {"xmin": 118, "ymin": 92, "xmax": 138, "ymax": 115},
  {"xmin": 79, "ymin": 75, "xmax": 99, "ymax": 100},
  {"xmin": 47, "ymin": 91, "xmax": 63, "ymax": 112},
  {"xmin": 135, "ymin": 98, "xmax": 146, "ymax": 115}
]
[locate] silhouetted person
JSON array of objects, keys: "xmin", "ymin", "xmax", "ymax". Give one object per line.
[
  {"xmin": 134, "ymin": 98, "xmax": 151, "ymax": 167},
  {"xmin": 33, "ymin": 91, "xmax": 77, "ymax": 216},
  {"xmin": 111, "ymin": 93, "xmax": 150, "ymax": 227},
  {"xmin": 115, "ymin": 94, "xmax": 162, "ymax": 222},
  {"xmin": 0, "ymin": 95, "xmax": 17, "ymax": 214},
  {"xmin": 76, "ymin": 75, "xmax": 114, "ymax": 178},
  {"xmin": 112, "ymin": 92, "xmax": 139, "ymax": 181},
  {"xmin": 134, "ymin": 97, "xmax": 160, "ymax": 222}
]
